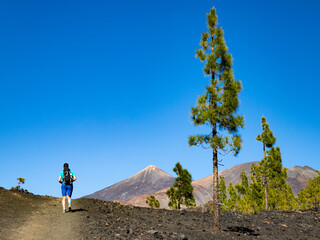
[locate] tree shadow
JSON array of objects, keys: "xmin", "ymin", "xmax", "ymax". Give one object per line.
[
  {"xmin": 224, "ymin": 226, "xmax": 259, "ymax": 236},
  {"xmin": 70, "ymin": 208, "xmax": 88, "ymax": 213}
]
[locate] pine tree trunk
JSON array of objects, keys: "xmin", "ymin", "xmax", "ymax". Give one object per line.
[
  {"xmin": 210, "ymin": 49, "xmax": 220, "ymax": 232},
  {"xmin": 264, "ymin": 183, "xmax": 268, "ymax": 210},
  {"xmin": 212, "ymin": 147, "xmax": 220, "ymax": 232},
  {"xmin": 263, "ymin": 143, "xmax": 267, "ymax": 210}
]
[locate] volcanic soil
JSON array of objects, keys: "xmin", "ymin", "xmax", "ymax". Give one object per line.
[{"xmin": 1, "ymin": 187, "xmax": 319, "ymax": 240}]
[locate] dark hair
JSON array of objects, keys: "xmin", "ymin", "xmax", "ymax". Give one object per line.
[{"xmin": 63, "ymin": 163, "xmax": 69, "ymax": 168}]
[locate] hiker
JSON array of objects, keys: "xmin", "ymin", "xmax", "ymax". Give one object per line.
[{"xmin": 58, "ymin": 163, "xmax": 77, "ymax": 213}]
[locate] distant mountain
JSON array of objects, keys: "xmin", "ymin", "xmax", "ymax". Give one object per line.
[
  {"xmin": 83, "ymin": 165, "xmax": 175, "ymax": 202},
  {"xmin": 193, "ymin": 162, "xmax": 318, "ymax": 196},
  {"xmin": 193, "ymin": 161, "xmax": 255, "ymax": 192},
  {"xmin": 126, "ymin": 162, "xmax": 318, "ymax": 209},
  {"xmin": 286, "ymin": 165, "xmax": 318, "ymax": 195}
]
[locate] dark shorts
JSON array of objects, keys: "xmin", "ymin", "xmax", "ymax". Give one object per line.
[{"xmin": 61, "ymin": 184, "xmax": 73, "ymax": 197}]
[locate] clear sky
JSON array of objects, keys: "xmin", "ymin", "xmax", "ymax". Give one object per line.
[{"xmin": 1, "ymin": 0, "xmax": 319, "ymax": 199}]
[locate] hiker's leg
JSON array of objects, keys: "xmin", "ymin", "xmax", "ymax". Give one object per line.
[
  {"xmin": 66, "ymin": 185, "xmax": 73, "ymax": 210},
  {"xmin": 67, "ymin": 185, "xmax": 73, "ymax": 207},
  {"xmin": 61, "ymin": 184, "xmax": 67, "ymax": 211},
  {"xmin": 62, "ymin": 196, "xmax": 66, "ymax": 210},
  {"xmin": 67, "ymin": 195, "xmax": 71, "ymax": 207}
]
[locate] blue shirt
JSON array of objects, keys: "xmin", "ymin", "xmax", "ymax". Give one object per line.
[{"xmin": 60, "ymin": 170, "xmax": 75, "ymax": 184}]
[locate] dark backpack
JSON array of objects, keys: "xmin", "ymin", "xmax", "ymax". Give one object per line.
[{"xmin": 63, "ymin": 169, "xmax": 72, "ymax": 185}]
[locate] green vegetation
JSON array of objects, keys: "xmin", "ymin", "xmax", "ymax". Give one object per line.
[
  {"xmin": 17, "ymin": 177, "xmax": 25, "ymax": 186},
  {"xmin": 298, "ymin": 171, "xmax": 320, "ymax": 209},
  {"xmin": 226, "ymin": 182, "xmax": 238, "ymax": 210},
  {"xmin": 166, "ymin": 162, "xmax": 196, "ymax": 210},
  {"xmin": 188, "ymin": 6, "xmax": 244, "ymax": 231},
  {"xmin": 218, "ymin": 176, "xmax": 227, "ymax": 210},
  {"xmin": 11, "ymin": 177, "xmax": 26, "ymax": 191},
  {"xmin": 146, "ymin": 194, "xmax": 160, "ymax": 209},
  {"xmin": 252, "ymin": 116, "xmax": 277, "ymax": 210},
  {"xmin": 234, "ymin": 170, "xmax": 258, "ymax": 213},
  {"xmin": 210, "ymin": 116, "xmax": 307, "ymax": 214},
  {"xmin": 251, "ymin": 117, "xmax": 296, "ymax": 211}
]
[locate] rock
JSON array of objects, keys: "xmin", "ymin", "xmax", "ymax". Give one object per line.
[
  {"xmin": 179, "ymin": 234, "xmax": 188, "ymax": 240},
  {"xmin": 147, "ymin": 230, "xmax": 158, "ymax": 234}
]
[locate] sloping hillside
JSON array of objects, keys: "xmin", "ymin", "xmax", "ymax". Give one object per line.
[{"xmin": 1, "ymin": 187, "xmax": 320, "ymax": 240}]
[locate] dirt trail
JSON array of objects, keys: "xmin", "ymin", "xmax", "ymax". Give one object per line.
[
  {"xmin": 6, "ymin": 198, "xmax": 86, "ymax": 240},
  {"xmin": 0, "ymin": 189, "xmax": 89, "ymax": 240}
]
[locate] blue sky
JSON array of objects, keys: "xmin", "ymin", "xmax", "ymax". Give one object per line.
[{"xmin": 1, "ymin": 0, "xmax": 319, "ymax": 198}]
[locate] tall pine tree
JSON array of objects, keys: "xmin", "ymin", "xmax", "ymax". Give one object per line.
[{"xmin": 189, "ymin": 7, "xmax": 244, "ymax": 231}]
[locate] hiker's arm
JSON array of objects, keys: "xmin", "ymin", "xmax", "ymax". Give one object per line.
[
  {"xmin": 58, "ymin": 176, "xmax": 62, "ymax": 183},
  {"xmin": 73, "ymin": 175, "xmax": 77, "ymax": 182}
]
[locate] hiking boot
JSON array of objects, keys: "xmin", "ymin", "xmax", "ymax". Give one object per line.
[
  {"xmin": 62, "ymin": 209, "xmax": 66, "ymax": 213},
  {"xmin": 68, "ymin": 207, "xmax": 72, "ymax": 212}
]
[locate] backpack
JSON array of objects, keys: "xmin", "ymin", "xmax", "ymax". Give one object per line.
[{"xmin": 63, "ymin": 169, "xmax": 72, "ymax": 185}]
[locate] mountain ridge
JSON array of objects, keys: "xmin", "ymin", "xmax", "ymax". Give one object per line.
[{"xmin": 83, "ymin": 162, "xmax": 318, "ymax": 209}]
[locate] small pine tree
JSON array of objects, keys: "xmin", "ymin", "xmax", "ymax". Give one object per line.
[
  {"xmin": 17, "ymin": 177, "xmax": 25, "ymax": 185},
  {"xmin": 166, "ymin": 162, "xmax": 196, "ymax": 210},
  {"xmin": 235, "ymin": 170, "xmax": 256, "ymax": 213},
  {"xmin": 12, "ymin": 177, "xmax": 25, "ymax": 191},
  {"xmin": 235, "ymin": 170, "xmax": 249, "ymax": 196},
  {"xmin": 226, "ymin": 183, "xmax": 238, "ymax": 210},
  {"xmin": 298, "ymin": 190, "xmax": 308, "ymax": 209},
  {"xmin": 249, "ymin": 172, "xmax": 264, "ymax": 211},
  {"xmin": 218, "ymin": 176, "xmax": 227, "ymax": 210},
  {"xmin": 268, "ymin": 166, "xmax": 297, "ymax": 210},
  {"xmin": 146, "ymin": 194, "xmax": 160, "ymax": 209}
]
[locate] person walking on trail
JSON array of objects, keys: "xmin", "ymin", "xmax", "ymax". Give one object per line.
[{"xmin": 58, "ymin": 163, "xmax": 77, "ymax": 213}]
